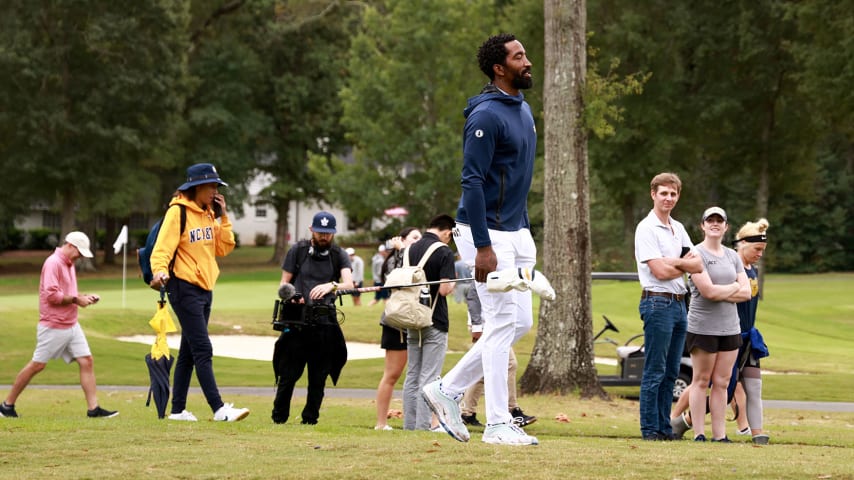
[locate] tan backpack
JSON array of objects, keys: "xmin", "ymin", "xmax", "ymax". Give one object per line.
[{"xmin": 382, "ymin": 242, "xmax": 444, "ymax": 331}]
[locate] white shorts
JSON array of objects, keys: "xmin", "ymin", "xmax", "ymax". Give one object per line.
[{"xmin": 32, "ymin": 323, "xmax": 92, "ymax": 364}]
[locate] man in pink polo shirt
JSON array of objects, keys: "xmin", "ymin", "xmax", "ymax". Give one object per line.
[{"xmin": 1, "ymin": 232, "xmax": 117, "ymax": 419}]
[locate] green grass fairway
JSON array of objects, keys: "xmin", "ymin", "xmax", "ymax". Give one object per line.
[{"xmin": 1, "ymin": 249, "xmax": 852, "ymax": 479}]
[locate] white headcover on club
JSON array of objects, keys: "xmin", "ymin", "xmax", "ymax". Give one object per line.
[{"xmin": 486, "ymin": 268, "xmax": 556, "ymax": 301}]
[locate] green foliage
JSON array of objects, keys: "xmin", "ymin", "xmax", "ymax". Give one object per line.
[{"xmin": 338, "ymin": 0, "xmax": 497, "ymax": 227}]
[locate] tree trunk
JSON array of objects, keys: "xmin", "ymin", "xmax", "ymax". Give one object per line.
[
  {"xmin": 271, "ymin": 196, "xmax": 291, "ymax": 265},
  {"xmin": 520, "ymin": 0, "xmax": 606, "ymax": 399}
]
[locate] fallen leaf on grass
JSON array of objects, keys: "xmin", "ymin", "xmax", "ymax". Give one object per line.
[
  {"xmin": 387, "ymin": 409, "xmax": 403, "ymax": 419},
  {"xmin": 555, "ymin": 413, "xmax": 571, "ymax": 423}
]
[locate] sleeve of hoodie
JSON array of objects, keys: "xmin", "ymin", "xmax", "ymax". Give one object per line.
[
  {"xmin": 215, "ymin": 213, "xmax": 236, "ymax": 257},
  {"xmin": 460, "ymin": 107, "xmax": 499, "ymax": 248}
]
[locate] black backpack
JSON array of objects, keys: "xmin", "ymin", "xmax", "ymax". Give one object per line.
[
  {"xmin": 138, "ymin": 204, "xmax": 186, "ymax": 288},
  {"xmin": 291, "ymin": 240, "xmax": 344, "ymax": 278}
]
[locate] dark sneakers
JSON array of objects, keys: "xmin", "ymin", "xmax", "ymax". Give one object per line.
[
  {"xmin": 87, "ymin": 406, "xmax": 119, "ymax": 418},
  {"xmin": 461, "ymin": 413, "xmax": 483, "ymax": 427},
  {"xmin": 0, "ymin": 401, "xmax": 18, "ymax": 418},
  {"xmin": 510, "ymin": 407, "xmax": 537, "ymax": 427},
  {"xmin": 711, "ymin": 436, "xmax": 732, "ymax": 443}
]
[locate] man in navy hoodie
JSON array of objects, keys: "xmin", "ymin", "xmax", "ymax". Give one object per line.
[{"xmin": 423, "ymin": 33, "xmax": 539, "ymax": 446}]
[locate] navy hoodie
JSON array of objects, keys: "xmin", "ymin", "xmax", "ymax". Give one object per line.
[{"xmin": 456, "ymin": 84, "xmax": 536, "ymax": 248}]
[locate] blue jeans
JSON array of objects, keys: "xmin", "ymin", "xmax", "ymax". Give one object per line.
[{"xmin": 638, "ymin": 295, "xmax": 687, "ymax": 437}]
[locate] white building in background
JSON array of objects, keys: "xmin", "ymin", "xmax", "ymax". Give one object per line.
[
  {"xmin": 13, "ymin": 173, "xmax": 352, "ymax": 248},
  {"xmin": 230, "ymin": 172, "xmax": 352, "ymax": 246}
]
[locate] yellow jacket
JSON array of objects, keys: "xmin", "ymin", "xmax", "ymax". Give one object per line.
[{"xmin": 150, "ymin": 195, "xmax": 236, "ymax": 291}]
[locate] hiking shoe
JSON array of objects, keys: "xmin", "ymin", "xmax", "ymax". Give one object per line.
[
  {"xmin": 694, "ymin": 434, "xmax": 707, "ymax": 442},
  {"xmin": 752, "ymin": 434, "xmax": 770, "ymax": 445},
  {"xmin": 711, "ymin": 436, "xmax": 732, "ymax": 443},
  {"xmin": 510, "ymin": 407, "xmax": 537, "ymax": 427},
  {"xmin": 0, "ymin": 402, "xmax": 18, "ymax": 418},
  {"xmin": 87, "ymin": 406, "xmax": 119, "ymax": 418},
  {"xmin": 213, "ymin": 403, "xmax": 249, "ymax": 422},
  {"xmin": 482, "ymin": 423, "xmax": 539, "ymax": 446},
  {"xmin": 462, "ymin": 413, "xmax": 483, "ymax": 427},
  {"xmin": 670, "ymin": 412, "xmax": 691, "ymax": 439},
  {"xmin": 422, "ymin": 379, "xmax": 470, "ymax": 442},
  {"xmin": 168, "ymin": 410, "xmax": 198, "ymax": 422}
]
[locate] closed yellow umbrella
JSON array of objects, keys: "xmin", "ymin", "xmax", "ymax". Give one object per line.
[
  {"xmin": 145, "ymin": 288, "xmax": 177, "ymax": 418},
  {"xmin": 148, "ymin": 291, "xmax": 177, "ymax": 360}
]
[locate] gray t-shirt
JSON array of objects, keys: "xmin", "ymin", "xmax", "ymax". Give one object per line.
[{"xmin": 686, "ymin": 245, "xmax": 744, "ymax": 336}]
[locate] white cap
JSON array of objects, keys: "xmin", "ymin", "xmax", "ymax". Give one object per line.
[
  {"xmin": 65, "ymin": 231, "xmax": 93, "ymax": 258},
  {"xmin": 702, "ymin": 206, "xmax": 727, "ymax": 223},
  {"xmin": 345, "ymin": 247, "xmax": 356, "ymax": 255},
  {"xmin": 378, "ymin": 245, "xmax": 386, "ymax": 252}
]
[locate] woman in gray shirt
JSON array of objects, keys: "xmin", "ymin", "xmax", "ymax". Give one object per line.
[{"xmin": 686, "ymin": 207, "xmax": 750, "ymax": 442}]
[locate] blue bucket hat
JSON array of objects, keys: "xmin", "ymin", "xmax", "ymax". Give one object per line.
[
  {"xmin": 311, "ymin": 211, "xmax": 337, "ymax": 234},
  {"xmin": 178, "ymin": 163, "xmax": 228, "ymax": 191}
]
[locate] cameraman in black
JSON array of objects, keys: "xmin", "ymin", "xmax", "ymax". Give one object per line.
[{"xmin": 272, "ymin": 211, "xmax": 353, "ymax": 424}]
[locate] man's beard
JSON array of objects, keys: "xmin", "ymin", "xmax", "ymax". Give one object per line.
[
  {"xmin": 312, "ymin": 235, "xmax": 332, "ymax": 250},
  {"xmin": 512, "ymin": 69, "xmax": 533, "ymax": 90}
]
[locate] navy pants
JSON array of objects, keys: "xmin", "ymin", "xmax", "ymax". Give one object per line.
[{"xmin": 167, "ymin": 278, "xmax": 224, "ymax": 414}]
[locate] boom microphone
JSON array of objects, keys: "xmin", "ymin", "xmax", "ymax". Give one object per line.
[{"xmin": 278, "ymin": 283, "xmax": 297, "ymax": 302}]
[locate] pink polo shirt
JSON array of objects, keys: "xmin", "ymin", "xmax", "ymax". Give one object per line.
[{"xmin": 38, "ymin": 248, "xmax": 79, "ymax": 329}]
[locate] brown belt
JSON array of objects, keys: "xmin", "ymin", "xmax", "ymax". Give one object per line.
[{"xmin": 641, "ymin": 290, "xmax": 684, "ymax": 301}]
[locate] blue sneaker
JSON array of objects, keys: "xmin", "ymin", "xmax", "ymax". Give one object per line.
[{"xmin": 421, "ymin": 379, "xmax": 469, "ymax": 442}]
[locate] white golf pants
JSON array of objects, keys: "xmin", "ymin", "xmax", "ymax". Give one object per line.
[{"xmin": 443, "ymin": 224, "xmax": 536, "ymax": 426}]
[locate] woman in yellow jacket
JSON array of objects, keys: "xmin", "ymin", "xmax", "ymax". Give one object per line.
[{"xmin": 150, "ymin": 163, "xmax": 249, "ymax": 422}]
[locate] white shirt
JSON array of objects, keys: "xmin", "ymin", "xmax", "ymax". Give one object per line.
[{"xmin": 634, "ymin": 210, "xmax": 694, "ymax": 294}]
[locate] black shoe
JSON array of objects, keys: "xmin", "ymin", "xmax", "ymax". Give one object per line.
[
  {"xmin": 694, "ymin": 434, "xmax": 707, "ymax": 442},
  {"xmin": 460, "ymin": 413, "xmax": 483, "ymax": 427},
  {"xmin": 87, "ymin": 406, "xmax": 118, "ymax": 418},
  {"xmin": 272, "ymin": 410, "xmax": 288, "ymax": 424},
  {"xmin": 509, "ymin": 407, "xmax": 537, "ymax": 427},
  {"xmin": 0, "ymin": 401, "xmax": 18, "ymax": 418},
  {"xmin": 711, "ymin": 436, "xmax": 732, "ymax": 443},
  {"xmin": 461, "ymin": 413, "xmax": 483, "ymax": 427}
]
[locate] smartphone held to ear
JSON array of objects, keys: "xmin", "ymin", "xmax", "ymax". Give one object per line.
[{"xmin": 213, "ymin": 200, "xmax": 223, "ymax": 218}]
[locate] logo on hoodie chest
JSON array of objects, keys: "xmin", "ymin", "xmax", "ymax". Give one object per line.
[{"xmin": 189, "ymin": 227, "xmax": 213, "ymax": 243}]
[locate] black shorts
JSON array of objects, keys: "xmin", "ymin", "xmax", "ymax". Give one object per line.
[
  {"xmin": 380, "ymin": 324, "xmax": 407, "ymax": 350},
  {"xmin": 686, "ymin": 332, "xmax": 742, "ymax": 353}
]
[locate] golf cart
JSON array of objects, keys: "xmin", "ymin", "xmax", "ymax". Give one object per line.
[{"xmin": 595, "ymin": 315, "xmax": 693, "ymax": 400}]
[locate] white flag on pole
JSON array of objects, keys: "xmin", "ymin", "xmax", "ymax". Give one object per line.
[{"xmin": 113, "ymin": 225, "xmax": 128, "ymax": 254}]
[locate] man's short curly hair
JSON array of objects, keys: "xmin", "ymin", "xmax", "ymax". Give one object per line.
[{"xmin": 477, "ymin": 33, "xmax": 517, "ymax": 80}]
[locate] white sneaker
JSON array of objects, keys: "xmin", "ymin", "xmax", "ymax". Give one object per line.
[
  {"xmin": 374, "ymin": 425, "xmax": 393, "ymax": 431},
  {"xmin": 421, "ymin": 379, "xmax": 470, "ymax": 442},
  {"xmin": 168, "ymin": 410, "xmax": 198, "ymax": 422},
  {"xmin": 482, "ymin": 423, "xmax": 539, "ymax": 446},
  {"xmin": 430, "ymin": 425, "xmax": 445, "ymax": 433},
  {"xmin": 213, "ymin": 403, "xmax": 250, "ymax": 422}
]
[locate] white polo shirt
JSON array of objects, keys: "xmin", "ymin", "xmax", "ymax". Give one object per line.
[{"xmin": 634, "ymin": 210, "xmax": 694, "ymax": 294}]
